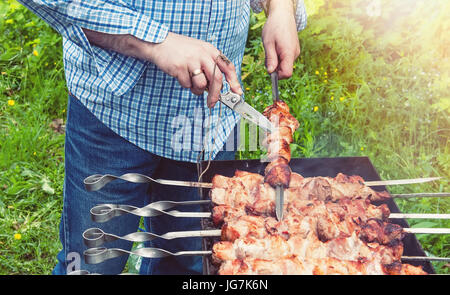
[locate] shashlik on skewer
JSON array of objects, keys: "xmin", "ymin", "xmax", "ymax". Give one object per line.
[
  {"xmin": 216, "ymin": 199, "xmax": 403, "ymax": 245},
  {"xmin": 210, "ymin": 171, "xmax": 390, "ymax": 218},
  {"xmin": 217, "ymin": 255, "xmax": 427, "ymax": 275},
  {"xmin": 212, "ymin": 231, "xmax": 404, "ymax": 269},
  {"xmin": 262, "ymin": 100, "xmax": 299, "ymax": 189},
  {"xmin": 209, "ymin": 167, "xmax": 430, "ymax": 275}
]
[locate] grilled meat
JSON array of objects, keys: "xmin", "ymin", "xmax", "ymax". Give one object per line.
[
  {"xmin": 208, "ymin": 100, "xmax": 425, "ymax": 275},
  {"xmin": 219, "ymin": 204, "xmax": 400, "ymax": 245},
  {"xmin": 210, "ymin": 171, "xmax": 390, "ymax": 218},
  {"xmin": 218, "ymin": 256, "xmax": 426, "ymax": 275},
  {"xmin": 262, "ymin": 101, "xmax": 299, "ymax": 188},
  {"xmin": 212, "ymin": 231, "xmax": 403, "ymax": 267}
]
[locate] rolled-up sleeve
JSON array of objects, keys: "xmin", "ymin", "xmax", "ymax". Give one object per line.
[
  {"xmin": 250, "ymin": 0, "xmax": 308, "ymax": 31},
  {"xmin": 18, "ymin": 0, "xmax": 170, "ymax": 95}
]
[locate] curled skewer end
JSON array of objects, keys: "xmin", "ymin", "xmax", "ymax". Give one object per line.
[{"xmin": 83, "ymin": 228, "xmax": 106, "ymax": 247}]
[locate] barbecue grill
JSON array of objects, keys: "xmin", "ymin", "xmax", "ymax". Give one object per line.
[
  {"xmin": 198, "ymin": 156, "xmax": 435, "ymax": 275},
  {"xmin": 80, "ymin": 155, "xmax": 449, "ymax": 275}
]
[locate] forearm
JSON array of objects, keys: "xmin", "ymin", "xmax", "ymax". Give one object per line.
[
  {"xmin": 82, "ymin": 28, "xmax": 153, "ymax": 62},
  {"xmin": 18, "ymin": 0, "xmax": 169, "ymax": 45},
  {"xmin": 263, "ymin": 0, "xmax": 296, "ymax": 15},
  {"xmin": 252, "ymin": 0, "xmax": 307, "ymax": 31}
]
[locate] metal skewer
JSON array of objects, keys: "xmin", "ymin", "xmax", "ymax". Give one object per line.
[
  {"xmin": 84, "ymin": 247, "xmax": 212, "ymax": 264},
  {"xmin": 389, "ymin": 213, "xmax": 450, "ymax": 220},
  {"xmin": 391, "ymin": 192, "xmax": 450, "ymax": 199},
  {"xmin": 90, "ymin": 203, "xmax": 211, "ymax": 223},
  {"xmin": 403, "ymin": 228, "xmax": 450, "ymax": 234},
  {"xmin": 401, "ymin": 256, "xmax": 450, "ymax": 262},
  {"xmin": 83, "ymin": 172, "xmax": 442, "ymax": 192},
  {"xmin": 84, "ymin": 173, "xmax": 213, "ymax": 192},
  {"xmin": 90, "ymin": 201, "xmax": 450, "ymax": 223},
  {"xmin": 83, "ymin": 227, "xmax": 222, "ymax": 247},
  {"xmin": 363, "ymin": 177, "xmax": 441, "ymax": 186},
  {"xmin": 83, "ymin": 227, "xmax": 448, "ymax": 249},
  {"xmin": 83, "ymin": 245, "xmax": 449, "ymax": 265}
]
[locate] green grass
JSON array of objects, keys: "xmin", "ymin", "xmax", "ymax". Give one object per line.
[
  {"xmin": 1, "ymin": 0, "xmax": 449, "ymax": 274},
  {"xmin": 0, "ymin": 0, "xmax": 66, "ymax": 274}
]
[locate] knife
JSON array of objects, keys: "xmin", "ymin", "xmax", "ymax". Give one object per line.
[
  {"xmin": 271, "ymin": 71, "xmax": 285, "ymax": 221},
  {"xmin": 219, "ymin": 91, "xmax": 274, "ymax": 133}
]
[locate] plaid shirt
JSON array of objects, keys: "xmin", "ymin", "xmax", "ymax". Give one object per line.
[{"xmin": 19, "ymin": 0, "xmax": 307, "ymax": 163}]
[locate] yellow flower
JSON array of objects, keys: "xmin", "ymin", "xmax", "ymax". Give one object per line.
[
  {"xmin": 33, "ymin": 50, "xmax": 39, "ymax": 57},
  {"xmin": 245, "ymin": 87, "xmax": 250, "ymax": 91},
  {"xmin": 334, "ymin": 68, "xmax": 338, "ymax": 72},
  {"xmin": 5, "ymin": 19, "xmax": 14, "ymax": 24},
  {"xmin": 315, "ymin": 70, "xmax": 319, "ymax": 75},
  {"xmin": 313, "ymin": 106, "xmax": 319, "ymax": 112},
  {"xmin": 324, "ymin": 72, "xmax": 328, "ymax": 76},
  {"xmin": 323, "ymin": 79, "xmax": 328, "ymax": 83},
  {"xmin": 361, "ymin": 147, "xmax": 364, "ymax": 151},
  {"xmin": 339, "ymin": 96, "xmax": 345, "ymax": 102},
  {"xmin": 7, "ymin": 99, "xmax": 15, "ymax": 106},
  {"xmin": 1, "ymin": 72, "xmax": 6, "ymax": 75},
  {"xmin": 14, "ymin": 233, "xmax": 22, "ymax": 240},
  {"xmin": 33, "ymin": 152, "xmax": 37, "ymax": 156},
  {"xmin": 330, "ymin": 96, "xmax": 334, "ymax": 101}
]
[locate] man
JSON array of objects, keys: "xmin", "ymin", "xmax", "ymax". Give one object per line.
[{"xmin": 19, "ymin": 0, "xmax": 307, "ymax": 275}]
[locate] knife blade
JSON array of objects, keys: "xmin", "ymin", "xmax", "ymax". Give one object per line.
[
  {"xmin": 275, "ymin": 185, "xmax": 284, "ymax": 220},
  {"xmin": 219, "ymin": 91, "xmax": 274, "ymax": 133},
  {"xmin": 270, "ymin": 71, "xmax": 285, "ymax": 221}
]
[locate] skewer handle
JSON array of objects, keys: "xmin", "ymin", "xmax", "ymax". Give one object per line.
[{"xmin": 83, "ymin": 228, "xmax": 221, "ymax": 247}]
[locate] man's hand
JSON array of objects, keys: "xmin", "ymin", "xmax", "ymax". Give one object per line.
[
  {"xmin": 147, "ymin": 32, "xmax": 242, "ymax": 108},
  {"xmin": 82, "ymin": 29, "xmax": 242, "ymax": 108},
  {"xmin": 262, "ymin": 0, "xmax": 300, "ymax": 79}
]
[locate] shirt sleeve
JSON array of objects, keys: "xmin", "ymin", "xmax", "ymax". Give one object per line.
[
  {"xmin": 17, "ymin": 0, "xmax": 170, "ymax": 96},
  {"xmin": 250, "ymin": 0, "xmax": 308, "ymax": 31}
]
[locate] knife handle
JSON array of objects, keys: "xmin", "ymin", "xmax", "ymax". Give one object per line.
[
  {"xmin": 219, "ymin": 91, "xmax": 242, "ymax": 110},
  {"xmin": 271, "ymin": 72, "xmax": 280, "ymax": 101}
]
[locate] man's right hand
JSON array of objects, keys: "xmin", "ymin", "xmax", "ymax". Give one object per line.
[
  {"xmin": 146, "ymin": 32, "xmax": 242, "ymax": 108},
  {"xmin": 83, "ymin": 29, "xmax": 242, "ymax": 108}
]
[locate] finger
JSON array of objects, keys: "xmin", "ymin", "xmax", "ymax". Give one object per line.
[
  {"xmin": 190, "ymin": 72, "xmax": 208, "ymax": 96},
  {"xmin": 215, "ymin": 54, "xmax": 242, "ymax": 95},
  {"xmin": 206, "ymin": 66, "xmax": 223, "ymax": 108},
  {"xmin": 277, "ymin": 51, "xmax": 295, "ymax": 79},
  {"xmin": 177, "ymin": 65, "xmax": 192, "ymax": 89},
  {"xmin": 263, "ymin": 40, "xmax": 279, "ymax": 74},
  {"xmin": 199, "ymin": 56, "xmax": 221, "ymax": 108}
]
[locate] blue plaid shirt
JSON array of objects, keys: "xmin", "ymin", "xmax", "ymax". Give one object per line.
[{"xmin": 19, "ymin": 0, "xmax": 307, "ymax": 163}]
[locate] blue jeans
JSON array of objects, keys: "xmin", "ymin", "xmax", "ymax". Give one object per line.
[{"xmin": 53, "ymin": 94, "xmax": 234, "ymax": 275}]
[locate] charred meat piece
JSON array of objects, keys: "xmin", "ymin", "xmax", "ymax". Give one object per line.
[
  {"xmin": 262, "ymin": 101, "xmax": 299, "ymax": 189},
  {"xmin": 359, "ymin": 218, "xmax": 406, "ymax": 245},
  {"xmin": 264, "ymin": 158, "xmax": 292, "ymax": 188}
]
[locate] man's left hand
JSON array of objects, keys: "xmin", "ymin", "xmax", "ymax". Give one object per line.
[{"xmin": 262, "ymin": 0, "xmax": 300, "ymax": 79}]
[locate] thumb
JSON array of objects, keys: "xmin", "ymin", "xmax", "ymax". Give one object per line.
[{"xmin": 264, "ymin": 41, "xmax": 278, "ymax": 74}]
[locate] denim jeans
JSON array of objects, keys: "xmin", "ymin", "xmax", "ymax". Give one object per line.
[{"xmin": 53, "ymin": 94, "xmax": 235, "ymax": 275}]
